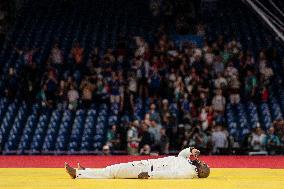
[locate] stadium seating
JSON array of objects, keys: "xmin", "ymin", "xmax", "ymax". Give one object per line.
[{"xmin": 0, "ymin": 0, "xmax": 284, "ymax": 154}]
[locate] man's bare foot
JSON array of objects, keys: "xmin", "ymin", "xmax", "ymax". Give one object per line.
[
  {"xmin": 77, "ymin": 163, "xmax": 85, "ymax": 170},
  {"xmin": 138, "ymin": 172, "xmax": 150, "ymax": 179},
  {"xmin": 65, "ymin": 162, "xmax": 76, "ymax": 179}
]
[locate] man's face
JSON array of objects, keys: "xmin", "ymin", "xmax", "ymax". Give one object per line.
[
  {"xmin": 8, "ymin": 68, "xmax": 14, "ymax": 75},
  {"xmin": 160, "ymin": 128, "xmax": 166, "ymax": 135},
  {"xmin": 216, "ymin": 126, "xmax": 222, "ymax": 132},
  {"xmin": 268, "ymin": 127, "xmax": 275, "ymax": 135},
  {"xmin": 192, "ymin": 160, "xmax": 210, "ymax": 178},
  {"xmin": 103, "ymin": 148, "xmax": 110, "ymax": 155},
  {"xmin": 192, "ymin": 159, "xmax": 203, "ymax": 168},
  {"xmin": 151, "ymin": 120, "xmax": 157, "ymax": 127},
  {"xmin": 256, "ymin": 127, "xmax": 262, "ymax": 135},
  {"xmin": 142, "ymin": 123, "xmax": 148, "ymax": 131}
]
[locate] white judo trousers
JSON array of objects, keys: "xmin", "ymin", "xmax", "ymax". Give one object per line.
[
  {"xmin": 76, "ymin": 160, "xmax": 152, "ymax": 179},
  {"xmin": 76, "ymin": 148, "xmax": 198, "ymax": 179}
]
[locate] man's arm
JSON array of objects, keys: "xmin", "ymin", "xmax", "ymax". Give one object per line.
[
  {"xmin": 148, "ymin": 168, "xmax": 197, "ymax": 179},
  {"xmin": 178, "ymin": 147, "xmax": 193, "ymax": 159},
  {"xmin": 178, "ymin": 147, "xmax": 201, "ymax": 159}
]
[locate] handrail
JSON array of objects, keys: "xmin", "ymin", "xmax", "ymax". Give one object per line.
[
  {"xmin": 268, "ymin": 0, "xmax": 284, "ymax": 18},
  {"xmin": 254, "ymin": 0, "xmax": 284, "ymax": 27},
  {"xmin": 245, "ymin": 0, "xmax": 284, "ymax": 42}
]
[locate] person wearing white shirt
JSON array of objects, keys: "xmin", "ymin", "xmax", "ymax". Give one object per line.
[
  {"xmin": 50, "ymin": 44, "xmax": 63, "ymax": 65},
  {"xmin": 65, "ymin": 147, "xmax": 210, "ymax": 179},
  {"xmin": 212, "ymin": 89, "xmax": 226, "ymax": 113},
  {"xmin": 250, "ymin": 126, "xmax": 266, "ymax": 151},
  {"xmin": 67, "ymin": 85, "xmax": 79, "ymax": 110},
  {"xmin": 211, "ymin": 125, "xmax": 228, "ymax": 153}
]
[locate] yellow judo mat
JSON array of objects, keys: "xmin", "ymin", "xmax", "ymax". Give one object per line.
[{"xmin": 0, "ymin": 168, "xmax": 284, "ymax": 189}]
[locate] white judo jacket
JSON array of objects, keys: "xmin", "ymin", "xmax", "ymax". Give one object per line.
[
  {"xmin": 147, "ymin": 147, "xmax": 198, "ymax": 179},
  {"xmin": 76, "ymin": 147, "xmax": 198, "ymax": 179}
]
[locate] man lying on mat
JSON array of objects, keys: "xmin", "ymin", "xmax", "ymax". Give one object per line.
[{"xmin": 65, "ymin": 147, "xmax": 210, "ymax": 179}]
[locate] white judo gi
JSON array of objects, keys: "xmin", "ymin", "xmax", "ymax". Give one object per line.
[{"xmin": 76, "ymin": 148, "xmax": 198, "ymax": 179}]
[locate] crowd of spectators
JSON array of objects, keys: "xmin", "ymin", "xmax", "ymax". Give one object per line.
[
  {"xmin": 246, "ymin": 120, "xmax": 283, "ymax": 155},
  {"xmin": 2, "ymin": 22, "xmax": 284, "ymax": 155},
  {"xmin": 103, "ymin": 31, "xmax": 282, "ymax": 155}
]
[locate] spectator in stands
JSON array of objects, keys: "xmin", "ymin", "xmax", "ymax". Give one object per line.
[
  {"xmin": 56, "ymin": 80, "xmax": 68, "ymax": 109},
  {"xmin": 43, "ymin": 70, "xmax": 58, "ymax": 107},
  {"xmin": 213, "ymin": 55, "xmax": 225, "ymax": 75},
  {"xmin": 148, "ymin": 119, "xmax": 162, "ymax": 146},
  {"xmin": 149, "ymin": 68, "xmax": 161, "ymax": 99},
  {"xmin": 181, "ymin": 93, "xmax": 191, "ymax": 119},
  {"xmin": 71, "ymin": 41, "xmax": 84, "ymax": 70},
  {"xmin": 225, "ymin": 61, "xmax": 238, "ymax": 78},
  {"xmin": 174, "ymin": 76, "xmax": 184, "ymax": 101},
  {"xmin": 221, "ymin": 45, "xmax": 231, "ymax": 64},
  {"xmin": 148, "ymin": 103, "xmax": 161, "ymax": 123},
  {"xmin": 95, "ymin": 75, "xmax": 109, "ymax": 104},
  {"xmin": 120, "ymin": 86, "xmax": 134, "ymax": 114},
  {"xmin": 139, "ymin": 121, "xmax": 154, "ymax": 151},
  {"xmin": 127, "ymin": 121, "xmax": 140, "ymax": 155},
  {"xmin": 161, "ymin": 99, "xmax": 170, "ymax": 116},
  {"xmin": 158, "ymin": 128, "xmax": 169, "ymax": 154},
  {"xmin": 140, "ymin": 144, "xmax": 151, "ymax": 155},
  {"xmin": 211, "ymin": 125, "xmax": 228, "ymax": 154},
  {"xmin": 134, "ymin": 36, "xmax": 148, "ymax": 58},
  {"xmin": 228, "ymin": 38, "xmax": 242, "ymax": 56},
  {"xmin": 259, "ymin": 51, "xmax": 274, "ymax": 86},
  {"xmin": 88, "ymin": 47, "xmax": 100, "ymax": 71},
  {"xmin": 14, "ymin": 46, "xmax": 38, "ymax": 67},
  {"xmin": 20, "ymin": 79, "xmax": 35, "ymax": 103},
  {"xmin": 80, "ymin": 76, "xmax": 94, "ymax": 109},
  {"xmin": 249, "ymin": 126, "xmax": 266, "ymax": 151},
  {"xmin": 228, "ymin": 75, "xmax": 240, "ymax": 105},
  {"xmin": 50, "ymin": 43, "xmax": 63, "ymax": 65},
  {"xmin": 106, "ymin": 125, "xmax": 120, "ymax": 150},
  {"xmin": 212, "ymin": 89, "xmax": 226, "ymax": 115},
  {"xmin": 67, "ymin": 84, "xmax": 79, "ymax": 110},
  {"xmin": 109, "ymin": 72, "xmax": 121, "ymax": 104},
  {"xmin": 48, "ymin": 43, "xmax": 64, "ymax": 76},
  {"xmin": 139, "ymin": 144, "xmax": 159, "ymax": 156},
  {"xmin": 102, "ymin": 145, "xmax": 111, "ymax": 156},
  {"xmin": 5, "ymin": 67, "xmax": 18, "ymax": 100},
  {"xmin": 37, "ymin": 84, "xmax": 47, "ymax": 107},
  {"xmin": 128, "ymin": 73, "xmax": 137, "ymax": 98},
  {"xmin": 259, "ymin": 86, "xmax": 269, "ymax": 103},
  {"xmin": 188, "ymin": 126, "xmax": 208, "ymax": 151},
  {"xmin": 137, "ymin": 59, "xmax": 150, "ymax": 98},
  {"xmin": 199, "ymin": 107, "xmax": 209, "ymax": 131},
  {"xmin": 264, "ymin": 127, "xmax": 281, "ymax": 154},
  {"xmin": 273, "ymin": 120, "xmax": 284, "ymax": 148},
  {"xmin": 214, "ymin": 73, "xmax": 227, "ymax": 90},
  {"xmin": 245, "ymin": 69, "xmax": 257, "ymax": 100}
]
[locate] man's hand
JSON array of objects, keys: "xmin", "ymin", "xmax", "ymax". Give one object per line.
[
  {"xmin": 189, "ymin": 148, "xmax": 200, "ymax": 161},
  {"xmin": 138, "ymin": 172, "xmax": 150, "ymax": 179},
  {"xmin": 192, "ymin": 149, "xmax": 200, "ymax": 158}
]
